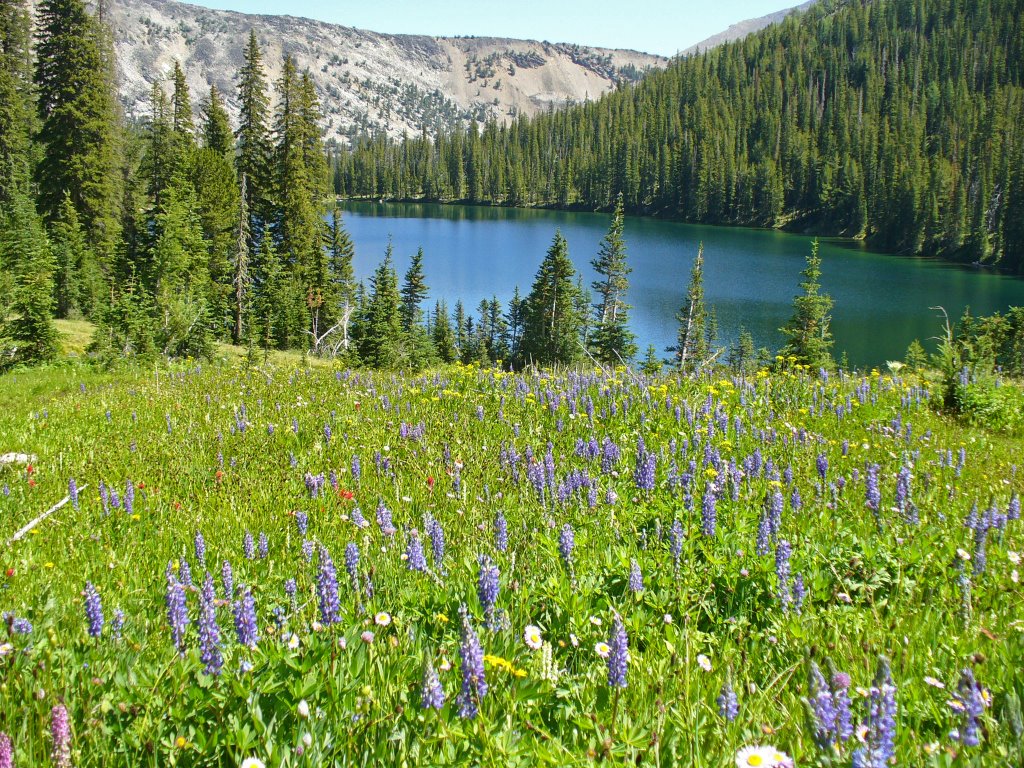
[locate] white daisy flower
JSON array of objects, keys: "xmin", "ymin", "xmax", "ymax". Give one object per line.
[{"xmin": 523, "ymin": 625, "xmax": 543, "ymax": 650}]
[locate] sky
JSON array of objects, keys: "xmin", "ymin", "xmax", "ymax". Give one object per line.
[{"xmin": 176, "ymin": 0, "xmax": 797, "ymax": 57}]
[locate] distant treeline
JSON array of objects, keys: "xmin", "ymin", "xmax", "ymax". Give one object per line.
[{"xmin": 334, "ymin": 0, "xmax": 1024, "ymax": 273}]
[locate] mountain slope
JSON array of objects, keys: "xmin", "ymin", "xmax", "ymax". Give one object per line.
[
  {"xmin": 93, "ymin": 0, "xmax": 667, "ymax": 144},
  {"xmin": 680, "ymin": 1, "xmax": 816, "ymax": 54}
]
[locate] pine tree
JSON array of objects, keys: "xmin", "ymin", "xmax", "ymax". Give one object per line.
[
  {"xmin": 51, "ymin": 192, "xmax": 97, "ymax": 319},
  {"xmin": 35, "ymin": 0, "xmax": 121, "ymax": 261},
  {"xmin": 171, "ymin": 60, "xmax": 194, "ymax": 146},
  {"xmin": 235, "ymin": 30, "xmax": 272, "ymax": 241},
  {"xmin": 202, "ymin": 85, "xmax": 233, "ymax": 157},
  {"xmin": 522, "ymin": 230, "xmax": 584, "ymax": 368},
  {"xmin": 779, "ymin": 239, "xmax": 834, "ymax": 370},
  {"xmin": 432, "ymin": 299, "xmax": 458, "ymax": 363},
  {"xmin": 591, "ymin": 194, "xmax": 637, "ymax": 365},
  {"xmin": 640, "ymin": 345, "xmax": 662, "ymax": 376},
  {"xmin": 0, "ymin": 191, "xmax": 60, "ymax": 365},
  {"xmin": 727, "ymin": 327, "xmax": 756, "ymax": 374},
  {"xmin": 232, "ymin": 175, "xmax": 251, "ymax": 344},
  {"xmin": 505, "ymin": 286, "xmax": 526, "ymax": 367},
  {"xmin": 359, "ymin": 244, "xmax": 404, "ymax": 368},
  {"xmin": 400, "ymin": 247, "xmax": 429, "ymax": 331},
  {"xmin": 671, "ymin": 244, "xmax": 709, "ymax": 371},
  {"xmin": 326, "ymin": 207, "xmax": 357, "ymax": 352},
  {"xmin": 0, "ymin": 0, "xmax": 34, "ymax": 205}
]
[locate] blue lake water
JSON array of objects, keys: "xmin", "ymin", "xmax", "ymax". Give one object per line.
[{"xmin": 337, "ymin": 201, "xmax": 1024, "ymax": 367}]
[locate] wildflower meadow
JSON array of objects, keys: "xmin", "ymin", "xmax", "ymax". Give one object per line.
[{"xmin": 0, "ymin": 359, "xmax": 1021, "ymax": 766}]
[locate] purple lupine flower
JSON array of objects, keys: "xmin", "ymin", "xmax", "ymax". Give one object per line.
[
  {"xmin": 633, "ymin": 437, "xmax": 656, "ymax": 492},
  {"xmin": 718, "ymin": 680, "xmax": 739, "ymax": 721},
  {"xmin": 628, "ymin": 559, "xmax": 644, "ymax": 592},
  {"xmin": 198, "ymin": 573, "xmax": 223, "ymax": 676},
  {"xmin": 950, "ymin": 668, "xmax": 986, "ymax": 747},
  {"xmin": 865, "ymin": 464, "xmax": 881, "ymax": 518},
  {"xmin": 477, "ymin": 556, "xmax": 500, "ymax": 629},
  {"xmin": 111, "ymin": 608, "xmax": 124, "ymax": 640},
  {"xmin": 50, "ymin": 704, "xmax": 72, "ymax": 768},
  {"xmin": 1009, "ymin": 494, "xmax": 1020, "ymax": 521},
  {"xmin": 11, "ymin": 616, "xmax": 32, "ymax": 634},
  {"xmin": 600, "ymin": 437, "xmax": 620, "ymax": 474},
  {"xmin": 558, "ymin": 524, "xmax": 575, "ymax": 571},
  {"xmin": 790, "ymin": 487, "xmax": 802, "ymax": 512},
  {"xmin": 317, "ymin": 545, "xmax": 341, "ymax": 624},
  {"xmin": 257, "ymin": 532, "xmax": 269, "ymax": 559},
  {"xmin": 165, "ymin": 569, "xmax": 188, "ymax": 652},
  {"xmin": 456, "ymin": 605, "xmax": 487, "ymax": 719},
  {"xmin": 669, "ymin": 518, "xmax": 684, "ymax": 570},
  {"xmin": 808, "ymin": 662, "xmax": 837, "ymax": 746},
  {"xmin": 344, "ymin": 542, "xmax": 360, "ymax": 591},
  {"xmin": 792, "ymin": 574, "xmax": 806, "ymax": 614},
  {"xmin": 527, "ymin": 460, "xmax": 546, "ymax": 501},
  {"xmin": 84, "ymin": 581, "xmax": 104, "ymax": 638},
  {"xmin": 756, "ymin": 513, "xmax": 772, "ymax": 556},
  {"xmin": 376, "ymin": 501, "xmax": 397, "ymax": 536},
  {"xmin": 0, "ymin": 731, "xmax": 12, "ymax": 768},
  {"xmin": 406, "ymin": 532, "xmax": 428, "ymax": 572},
  {"xmin": 232, "ymin": 586, "xmax": 258, "ymax": 647},
  {"xmin": 854, "ymin": 657, "xmax": 898, "ymax": 768},
  {"xmin": 494, "ymin": 511, "xmax": 508, "ymax": 552},
  {"xmin": 284, "ymin": 577, "xmax": 297, "ymax": 611},
  {"xmin": 832, "ymin": 671, "xmax": 853, "ymax": 741},
  {"xmin": 243, "ymin": 531, "xmax": 255, "ymax": 560},
  {"xmin": 99, "ymin": 480, "xmax": 108, "ymax": 512},
  {"xmin": 351, "ymin": 455, "xmax": 361, "ymax": 483},
  {"xmin": 124, "ymin": 479, "xmax": 134, "ymax": 515},
  {"xmin": 427, "ymin": 518, "xmax": 445, "ymax": 574},
  {"xmin": 421, "ymin": 658, "xmax": 445, "ymax": 710},
  {"xmin": 295, "ymin": 511, "xmax": 309, "ymax": 537},
  {"xmin": 701, "ymin": 485, "xmax": 717, "ymax": 537},
  {"xmin": 324, "ymin": 423, "xmax": 332, "ymax": 442},
  {"xmin": 194, "ymin": 531, "xmax": 206, "ymax": 570},
  {"xmin": 816, "ymin": 453, "xmax": 828, "ymax": 481},
  {"xmin": 179, "ymin": 557, "xmax": 192, "ymax": 588},
  {"xmin": 302, "ymin": 539, "xmax": 314, "ymax": 562},
  {"xmin": 768, "ymin": 488, "xmax": 783, "ymax": 538},
  {"xmin": 775, "ymin": 540, "xmax": 792, "ymax": 613},
  {"xmin": 607, "ymin": 615, "xmax": 628, "ymax": 688},
  {"xmin": 221, "ymin": 560, "xmax": 234, "ymax": 602},
  {"xmin": 68, "ymin": 478, "xmax": 79, "ymax": 510},
  {"xmin": 351, "ymin": 506, "xmax": 368, "ymax": 528}
]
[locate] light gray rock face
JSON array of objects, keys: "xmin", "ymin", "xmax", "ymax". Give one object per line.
[{"xmin": 63, "ymin": 0, "xmax": 668, "ymax": 144}]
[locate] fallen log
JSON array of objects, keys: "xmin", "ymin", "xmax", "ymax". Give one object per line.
[{"xmin": 9, "ymin": 484, "xmax": 88, "ymax": 543}]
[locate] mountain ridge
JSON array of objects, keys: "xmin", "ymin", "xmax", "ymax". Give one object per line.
[{"xmin": 79, "ymin": 0, "xmax": 669, "ymax": 144}]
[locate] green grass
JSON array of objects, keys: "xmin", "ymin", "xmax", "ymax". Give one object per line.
[{"xmin": 0, "ymin": 359, "xmax": 1020, "ymax": 766}]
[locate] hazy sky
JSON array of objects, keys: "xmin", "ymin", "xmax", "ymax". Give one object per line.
[{"xmin": 176, "ymin": 0, "xmax": 797, "ymax": 57}]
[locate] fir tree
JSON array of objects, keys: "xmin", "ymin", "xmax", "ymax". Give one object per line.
[
  {"xmin": 522, "ymin": 230, "xmax": 584, "ymax": 368},
  {"xmin": 432, "ymin": 299, "xmax": 458, "ymax": 363},
  {"xmin": 591, "ymin": 194, "xmax": 637, "ymax": 365},
  {"xmin": 0, "ymin": 191, "xmax": 60, "ymax": 365},
  {"xmin": 51, "ymin": 192, "xmax": 97, "ymax": 319},
  {"xmin": 202, "ymin": 85, "xmax": 233, "ymax": 157},
  {"xmin": 171, "ymin": 60, "xmax": 194, "ymax": 146},
  {"xmin": 35, "ymin": 0, "xmax": 121, "ymax": 261},
  {"xmin": 400, "ymin": 247, "xmax": 429, "ymax": 331},
  {"xmin": 0, "ymin": 0, "xmax": 34, "ymax": 204},
  {"xmin": 235, "ymin": 30, "xmax": 272, "ymax": 241},
  {"xmin": 728, "ymin": 327, "xmax": 756, "ymax": 374},
  {"xmin": 359, "ymin": 244, "xmax": 403, "ymax": 368},
  {"xmin": 327, "ymin": 207, "xmax": 357, "ymax": 352},
  {"xmin": 779, "ymin": 239, "xmax": 834, "ymax": 370},
  {"xmin": 670, "ymin": 244, "xmax": 709, "ymax": 371}
]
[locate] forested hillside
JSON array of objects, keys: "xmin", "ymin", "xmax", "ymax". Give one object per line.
[{"xmin": 337, "ymin": 0, "xmax": 1024, "ymax": 272}]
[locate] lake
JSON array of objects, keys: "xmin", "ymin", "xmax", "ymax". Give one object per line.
[{"xmin": 337, "ymin": 201, "xmax": 1024, "ymax": 367}]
